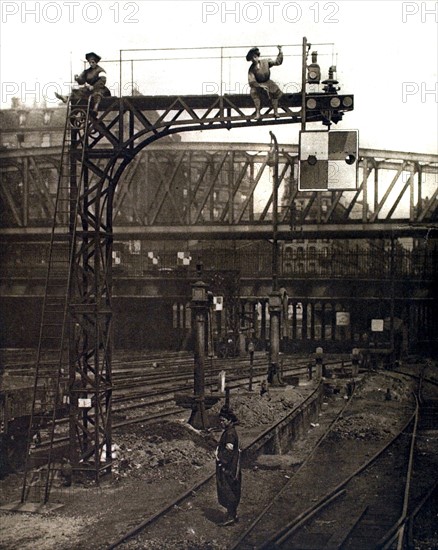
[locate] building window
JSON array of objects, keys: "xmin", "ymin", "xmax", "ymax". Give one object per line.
[
  {"xmin": 41, "ymin": 133, "xmax": 51, "ymax": 147},
  {"xmin": 18, "ymin": 112, "xmax": 26, "ymax": 126},
  {"xmin": 185, "ymin": 303, "xmax": 191, "ymax": 329},
  {"xmin": 173, "ymin": 303, "xmax": 178, "ymax": 328},
  {"xmin": 43, "ymin": 111, "xmax": 52, "ymax": 125}
]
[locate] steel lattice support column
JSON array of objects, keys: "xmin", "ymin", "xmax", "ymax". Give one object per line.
[{"xmin": 68, "ymin": 126, "xmax": 116, "ymax": 479}]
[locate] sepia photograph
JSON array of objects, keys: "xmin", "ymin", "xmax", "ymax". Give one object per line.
[{"xmin": 0, "ymin": 1, "xmax": 437, "ymax": 548}]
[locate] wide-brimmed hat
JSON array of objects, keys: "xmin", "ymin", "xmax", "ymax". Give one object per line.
[
  {"xmin": 219, "ymin": 406, "xmax": 238, "ymax": 423},
  {"xmin": 246, "ymin": 47, "xmax": 260, "ymax": 61},
  {"xmin": 85, "ymin": 52, "xmax": 101, "ymax": 63}
]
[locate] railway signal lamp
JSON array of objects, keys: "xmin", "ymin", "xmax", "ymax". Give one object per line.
[
  {"xmin": 192, "ymin": 280, "xmax": 208, "ymax": 304},
  {"xmin": 307, "ymin": 51, "xmax": 321, "ymax": 84},
  {"xmin": 305, "ymin": 94, "xmax": 354, "ymax": 111},
  {"xmin": 268, "ymin": 292, "xmax": 282, "ymax": 312},
  {"xmin": 305, "ymin": 92, "xmax": 354, "ymax": 126},
  {"xmin": 298, "ymin": 129, "xmax": 359, "ymax": 191}
]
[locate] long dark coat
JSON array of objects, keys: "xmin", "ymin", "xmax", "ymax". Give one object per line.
[{"xmin": 216, "ymin": 424, "xmax": 242, "ymax": 513}]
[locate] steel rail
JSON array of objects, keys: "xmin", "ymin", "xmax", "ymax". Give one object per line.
[
  {"xmin": 256, "ymin": 389, "xmax": 419, "ymax": 550},
  {"xmin": 379, "ymin": 392, "xmax": 421, "ymax": 549},
  {"xmin": 406, "ymin": 480, "xmax": 438, "ymax": 548},
  {"xmin": 23, "ymin": 363, "xmax": 311, "ymax": 451},
  {"xmin": 229, "ymin": 382, "xmax": 356, "ymax": 550},
  {"xmin": 105, "ymin": 381, "xmax": 326, "ymax": 549}
]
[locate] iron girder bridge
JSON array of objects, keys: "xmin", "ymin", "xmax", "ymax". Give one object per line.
[{"xmin": 1, "ymin": 143, "xmax": 437, "ymax": 240}]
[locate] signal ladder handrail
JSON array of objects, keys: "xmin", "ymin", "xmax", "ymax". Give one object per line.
[{"xmin": 20, "ymin": 97, "xmax": 93, "ymax": 504}]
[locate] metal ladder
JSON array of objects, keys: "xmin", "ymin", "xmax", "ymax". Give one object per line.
[{"xmin": 20, "ymin": 99, "xmax": 92, "ymax": 504}]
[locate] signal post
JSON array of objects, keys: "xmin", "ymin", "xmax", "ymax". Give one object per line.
[{"xmin": 189, "ymin": 280, "xmax": 210, "ymax": 430}]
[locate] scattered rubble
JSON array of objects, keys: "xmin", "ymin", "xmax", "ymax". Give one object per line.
[
  {"xmin": 330, "ymin": 412, "xmax": 395, "ymax": 441},
  {"xmin": 111, "ymin": 421, "xmax": 216, "ymax": 483},
  {"xmin": 111, "ymin": 390, "xmax": 305, "ymax": 481},
  {"xmin": 209, "ymin": 387, "xmax": 304, "ymax": 429},
  {"xmin": 354, "ymin": 372, "xmax": 413, "ymax": 402},
  {"xmin": 329, "ymin": 372, "xmax": 414, "ymax": 442}
]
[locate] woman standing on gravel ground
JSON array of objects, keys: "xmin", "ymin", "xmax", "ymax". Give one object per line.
[{"xmin": 215, "ymin": 406, "xmax": 242, "ymax": 526}]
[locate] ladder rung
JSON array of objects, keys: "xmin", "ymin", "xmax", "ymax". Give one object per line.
[{"xmin": 21, "ymin": 102, "xmax": 93, "ymax": 505}]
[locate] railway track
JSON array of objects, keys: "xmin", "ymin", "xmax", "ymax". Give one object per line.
[
  {"xmin": 23, "ymin": 357, "xmax": 313, "ymax": 452},
  {"xmin": 0, "ymin": 349, "xmax": 353, "ymax": 483},
  {"xmin": 103, "ymin": 370, "xmax": 438, "ymax": 550},
  {"xmin": 253, "ymin": 409, "xmax": 419, "ymax": 549},
  {"xmin": 1, "ymin": 352, "xmax": 317, "ymax": 467},
  {"xmin": 235, "ymin": 371, "xmax": 438, "ymax": 550},
  {"xmin": 105, "ymin": 381, "xmax": 333, "ymax": 550}
]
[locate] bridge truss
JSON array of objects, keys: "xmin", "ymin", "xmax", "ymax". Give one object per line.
[{"xmin": 1, "ymin": 142, "xmax": 437, "ymax": 240}]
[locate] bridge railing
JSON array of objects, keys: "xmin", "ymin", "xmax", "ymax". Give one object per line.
[{"xmin": 109, "ymin": 43, "xmax": 332, "ymax": 98}]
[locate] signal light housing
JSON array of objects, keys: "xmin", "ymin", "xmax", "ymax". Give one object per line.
[
  {"xmin": 305, "ymin": 94, "xmax": 354, "ymax": 112},
  {"xmin": 307, "ymin": 51, "xmax": 321, "ymax": 84},
  {"xmin": 305, "ymin": 93, "xmax": 354, "ymax": 125}
]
